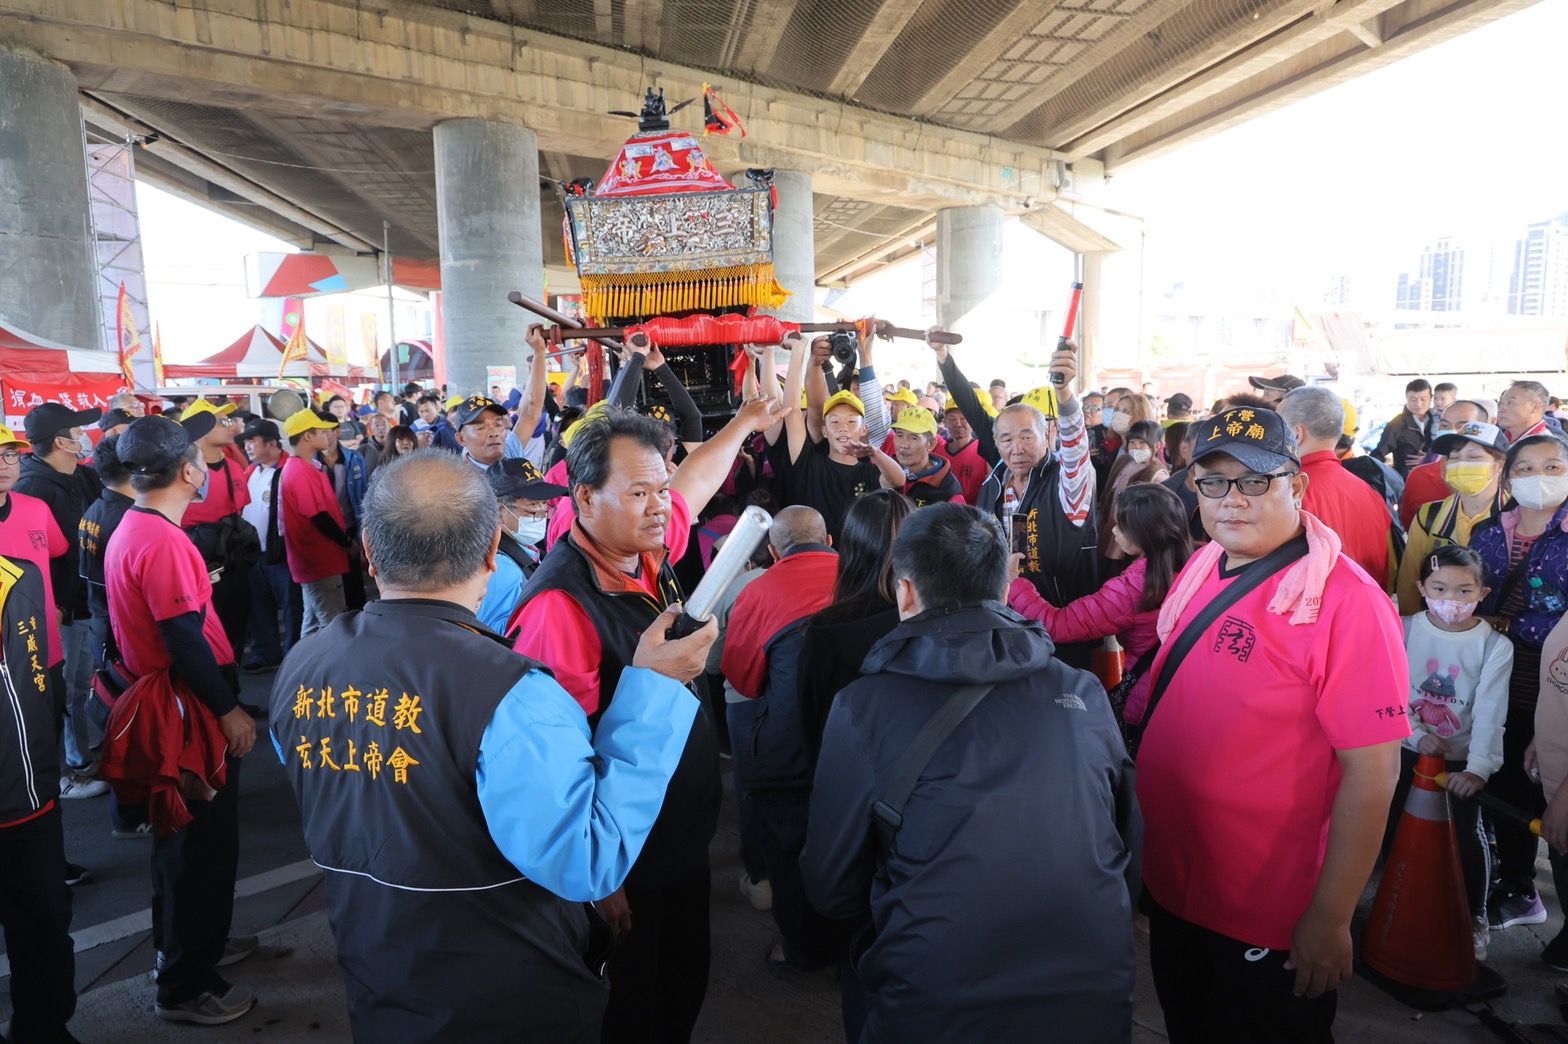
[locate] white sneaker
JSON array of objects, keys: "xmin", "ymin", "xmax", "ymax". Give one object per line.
[
  {"xmin": 739, "ymin": 874, "xmax": 773, "ymax": 911},
  {"xmin": 59, "ymin": 773, "xmax": 108, "ymax": 799},
  {"xmin": 155, "ymin": 984, "xmax": 256, "ymax": 1025}
]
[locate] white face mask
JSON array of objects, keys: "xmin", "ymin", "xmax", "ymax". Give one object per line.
[
  {"xmin": 1511, "ymin": 474, "xmax": 1568, "ymax": 511},
  {"xmin": 511, "ymin": 515, "xmax": 548, "ymax": 546},
  {"xmin": 1109, "ymin": 411, "xmax": 1132, "ymax": 435},
  {"xmin": 1129, "ymin": 447, "xmax": 1153, "ymax": 464}
]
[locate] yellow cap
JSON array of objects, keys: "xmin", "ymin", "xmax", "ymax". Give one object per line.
[
  {"xmin": 1340, "ymin": 398, "xmax": 1358, "ymax": 438},
  {"xmin": 884, "ymin": 387, "xmax": 918, "ymax": 406},
  {"xmin": 560, "ymin": 400, "xmax": 610, "ymax": 449},
  {"xmin": 181, "ymin": 399, "xmax": 237, "ymax": 421},
  {"xmin": 823, "ymin": 390, "xmax": 865, "ymax": 417},
  {"xmin": 0, "ymin": 425, "xmax": 31, "ymax": 452},
  {"xmin": 1019, "ymin": 386, "xmax": 1059, "ymax": 418},
  {"xmin": 282, "ymin": 409, "xmax": 338, "ymax": 439},
  {"xmin": 444, "ymin": 394, "xmax": 465, "ymax": 412},
  {"xmin": 890, "ymin": 406, "xmax": 938, "ymax": 436}
]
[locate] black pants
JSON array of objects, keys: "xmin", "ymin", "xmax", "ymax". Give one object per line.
[
  {"xmin": 757, "ymin": 788, "xmax": 854, "ymax": 967},
  {"xmin": 152, "ymin": 756, "xmax": 242, "ymax": 1006},
  {"xmin": 1491, "ymin": 657, "xmax": 1544, "ymax": 889},
  {"xmin": 0, "ymin": 805, "xmax": 76, "ymax": 1041},
  {"xmin": 1147, "ymin": 896, "xmax": 1336, "ymax": 1044},
  {"xmin": 1385, "ymin": 747, "xmax": 1489, "ymax": 918},
  {"xmin": 601, "ymin": 872, "xmax": 710, "ymax": 1044},
  {"xmin": 210, "ymin": 566, "xmax": 251, "ymax": 666}
]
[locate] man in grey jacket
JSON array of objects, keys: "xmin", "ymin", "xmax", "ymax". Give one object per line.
[{"xmin": 800, "ymin": 502, "xmax": 1140, "ymax": 1043}]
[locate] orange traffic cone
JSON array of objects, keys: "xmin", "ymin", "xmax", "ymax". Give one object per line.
[
  {"xmin": 1362, "ymin": 753, "xmax": 1475, "ymax": 994},
  {"xmin": 1093, "ymin": 635, "xmax": 1125, "ymax": 692}
]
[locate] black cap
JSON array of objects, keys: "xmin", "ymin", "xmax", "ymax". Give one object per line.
[
  {"xmin": 453, "ymin": 395, "xmax": 507, "ymax": 430},
  {"xmin": 97, "ymin": 409, "xmax": 135, "ymax": 431},
  {"xmin": 1193, "ymin": 405, "xmax": 1300, "ymax": 474},
  {"xmin": 240, "ymin": 418, "xmax": 281, "ymax": 443},
  {"xmin": 177, "ymin": 411, "xmax": 217, "ymax": 443},
  {"xmin": 24, "ymin": 401, "xmax": 103, "ymax": 445},
  {"xmin": 116, "ymin": 416, "xmax": 192, "ymax": 474},
  {"xmin": 1248, "ymin": 374, "xmax": 1306, "ymax": 394},
  {"xmin": 488, "ymin": 457, "xmax": 568, "ymax": 501},
  {"xmin": 1165, "ymin": 393, "xmax": 1193, "ymax": 413}
]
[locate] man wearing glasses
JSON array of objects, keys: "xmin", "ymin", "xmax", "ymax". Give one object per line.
[{"xmin": 1136, "ymin": 406, "xmax": 1408, "ymax": 1043}]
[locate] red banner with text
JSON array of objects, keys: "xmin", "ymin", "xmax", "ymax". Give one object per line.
[{"xmin": 2, "ymin": 376, "xmax": 126, "ymax": 432}]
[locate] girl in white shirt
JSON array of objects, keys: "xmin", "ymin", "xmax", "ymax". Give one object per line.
[{"xmin": 1390, "ymin": 544, "xmax": 1513, "ymax": 957}]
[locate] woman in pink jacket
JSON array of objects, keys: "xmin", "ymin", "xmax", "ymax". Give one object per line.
[{"xmin": 1010, "ymin": 483, "xmax": 1193, "ymax": 724}]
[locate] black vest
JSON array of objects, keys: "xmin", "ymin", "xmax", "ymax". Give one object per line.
[
  {"xmin": 518, "ymin": 532, "xmax": 721, "ymax": 889},
  {"xmin": 269, "ymin": 599, "xmax": 607, "ymax": 1040},
  {"xmin": 977, "ymin": 457, "xmax": 1100, "ymax": 667}
]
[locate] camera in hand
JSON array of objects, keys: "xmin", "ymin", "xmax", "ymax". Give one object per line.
[{"xmin": 828, "ymin": 330, "xmax": 858, "ymax": 367}]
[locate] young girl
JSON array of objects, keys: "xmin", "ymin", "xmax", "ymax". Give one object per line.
[
  {"xmin": 1390, "ymin": 544, "xmax": 1512, "ymax": 957},
  {"xmin": 1011, "ymin": 483, "xmax": 1192, "ymax": 731}
]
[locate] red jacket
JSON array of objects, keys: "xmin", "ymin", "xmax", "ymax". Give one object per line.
[
  {"xmin": 1399, "ymin": 459, "xmax": 1449, "ymax": 529},
  {"xmin": 942, "ymin": 437, "xmax": 990, "ymax": 505},
  {"xmin": 1301, "ymin": 450, "xmax": 1392, "ymax": 590},
  {"xmin": 721, "ymin": 548, "xmax": 838, "ymax": 699},
  {"xmin": 100, "ymin": 669, "xmax": 229, "ymax": 835}
]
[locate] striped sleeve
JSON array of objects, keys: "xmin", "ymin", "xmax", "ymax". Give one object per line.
[{"xmin": 1055, "ymin": 397, "xmax": 1095, "ymax": 527}]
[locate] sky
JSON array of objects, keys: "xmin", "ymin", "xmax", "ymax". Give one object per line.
[
  {"xmin": 1106, "ymin": 0, "xmax": 1568, "ymax": 307},
  {"xmin": 132, "ymin": 0, "xmax": 1568, "ymax": 360}
]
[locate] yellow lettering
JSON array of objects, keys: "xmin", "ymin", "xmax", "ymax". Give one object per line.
[
  {"xmin": 295, "ymin": 735, "xmax": 313, "ymax": 769},
  {"xmin": 392, "ymin": 693, "xmax": 424, "ymax": 734},
  {"xmin": 317, "ymin": 686, "xmax": 336, "ymax": 720},
  {"xmin": 342, "ymin": 739, "xmax": 361, "ymax": 772},
  {"xmin": 292, "ymin": 686, "xmax": 314, "ymax": 720},
  {"xmin": 32, "ymin": 673, "xmax": 46, "ymax": 693},
  {"xmin": 388, "ymin": 746, "xmax": 420, "ymax": 784},
  {"xmin": 25, "ymin": 634, "xmax": 37, "ymax": 654},
  {"xmin": 363, "ymin": 740, "xmax": 384, "ymax": 781},
  {"xmin": 318, "ymin": 736, "xmax": 341, "ymax": 771},
  {"xmin": 366, "ymin": 689, "xmax": 389, "ymax": 728},
  {"xmin": 341, "ymin": 685, "xmax": 361, "ymax": 722},
  {"xmin": 1245, "ymin": 423, "xmax": 1266, "ymax": 440}
]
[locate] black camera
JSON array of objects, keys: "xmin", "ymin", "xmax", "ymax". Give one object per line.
[{"xmin": 828, "ymin": 330, "xmax": 858, "ymax": 366}]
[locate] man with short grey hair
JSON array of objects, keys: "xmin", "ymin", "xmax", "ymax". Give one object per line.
[
  {"xmin": 1279, "ymin": 389, "xmax": 1392, "ymax": 588},
  {"xmin": 270, "ymin": 450, "xmax": 716, "ymax": 1040},
  {"xmin": 1499, "ymin": 380, "xmax": 1559, "ymax": 443}
]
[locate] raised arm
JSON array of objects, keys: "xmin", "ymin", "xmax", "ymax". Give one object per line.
[
  {"xmin": 516, "ymin": 327, "xmax": 551, "ymax": 443},
  {"xmin": 932, "ymin": 337, "xmax": 997, "ymax": 464},
  {"xmin": 606, "ymin": 346, "xmax": 646, "ymax": 409},
  {"xmin": 857, "ymin": 331, "xmax": 889, "ymax": 448},
  {"xmin": 633, "ymin": 341, "xmax": 704, "ymax": 449},
  {"xmin": 805, "ymin": 336, "xmax": 833, "ymax": 444},
  {"xmin": 670, "ymin": 397, "xmax": 788, "ymax": 517},
  {"xmin": 782, "ymin": 333, "xmax": 811, "ymax": 464},
  {"xmin": 1051, "ymin": 343, "xmax": 1096, "ymax": 528}
]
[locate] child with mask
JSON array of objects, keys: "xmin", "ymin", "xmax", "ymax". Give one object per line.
[
  {"xmin": 1388, "ymin": 544, "xmax": 1511, "ymax": 959},
  {"xmin": 1396, "ymin": 420, "xmax": 1508, "ymax": 614}
]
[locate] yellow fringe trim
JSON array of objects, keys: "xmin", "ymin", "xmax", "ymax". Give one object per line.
[{"xmin": 579, "ymin": 264, "xmax": 789, "ymax": 319}]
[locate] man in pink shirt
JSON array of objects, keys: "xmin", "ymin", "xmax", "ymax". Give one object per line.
[
  {"xmin": 278, "ymin": 411, "xmax": 351, "ymax": 638},
  {"xmin": 1137, "ymin": 405, "xmax": 1408, "ymax": 1041}
]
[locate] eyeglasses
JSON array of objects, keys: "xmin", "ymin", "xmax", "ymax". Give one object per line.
[
  {"xmin": 1194, "ymin": 471, "xmax": 1295, "ymax": 499},
  {"xmin": 0, "ymin": 451, "xmax": 20, "ymax": 465}
]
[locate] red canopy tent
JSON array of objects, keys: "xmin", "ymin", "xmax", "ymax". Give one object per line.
[
  {"xmin": 0, "ymin": 312, "xmax": 126, "ymax": 428},
  {"xmin": 161, "ymin": 324, "xmax": 353, "ymax": 379}
]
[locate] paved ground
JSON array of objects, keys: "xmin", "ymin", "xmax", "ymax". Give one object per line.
[{"xmin": 7, "ymin": 671, "xmax": 1568, "ymax": 1041}]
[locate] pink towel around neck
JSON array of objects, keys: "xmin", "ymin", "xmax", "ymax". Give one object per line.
[{"xmin": 1156, "ymin": 511, "xmax": 1342, "ymax": 641}]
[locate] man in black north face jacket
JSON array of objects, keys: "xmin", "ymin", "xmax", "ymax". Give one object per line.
[{"xmin": 801, "ymin": 503, "xmax": 1141, "ymax": 1044}]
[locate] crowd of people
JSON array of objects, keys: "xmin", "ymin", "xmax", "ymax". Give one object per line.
[{"xmin": 7, "ymin": 325, "xmax": 1568, "ymax": 1042}]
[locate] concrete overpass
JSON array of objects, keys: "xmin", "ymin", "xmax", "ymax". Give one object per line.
[{"xmin": 0, "ymin": 0, "xmax": 1539, "ymax": 390}]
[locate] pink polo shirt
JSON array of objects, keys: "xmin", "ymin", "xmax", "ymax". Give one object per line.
[
  {"xmin": 0, "ymin": 492, "xmax": 67, "ymax": 666},
  {"xmin": 1135, "ymin": 550, "xmax": 1410, "ymax": 949}
]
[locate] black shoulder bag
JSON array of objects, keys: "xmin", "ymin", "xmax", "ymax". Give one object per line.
[
  {"xmin": 262, "ymin": 465, "xmax": 287, "ymax": 567},
  {"xmin": 871, "ymin": 682, "xmax": 995, "ymax": 859},
  {"xmin": 1133, "ymin": 535, "xmax": 1310, "ymax": 750}
]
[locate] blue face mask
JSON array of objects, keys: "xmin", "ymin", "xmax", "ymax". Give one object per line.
[{"xmin": 190, "ymin": 464, "xmax": 210, "ymax": 503}]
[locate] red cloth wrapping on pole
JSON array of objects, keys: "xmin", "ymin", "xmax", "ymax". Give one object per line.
[{"xmin": 626, "ymin": 314, "xmax": 792, "ymax": 348}]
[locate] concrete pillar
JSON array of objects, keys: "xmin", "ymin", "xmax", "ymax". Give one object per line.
[
  {"xmin": 433, "ymin": 119, "xmax": 542, "ymax": 397},
  {"xmin": 0, "ymin": 47, "xmax": 100, "ymax": 349},
  {"xmin": 1079, "ymin": 251, "xmax": 1108, "ymax": 388},
  {"xmin": 935, "ymin": 205, "xmax": 1004, "ymax": 334},
  {"xmin": 767, "ymin": 170, "xmax": 815, "ymax": 324}
]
